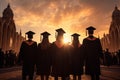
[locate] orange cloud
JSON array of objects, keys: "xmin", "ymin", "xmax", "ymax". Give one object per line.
[{"xmin": 1, "ymin": 0, "xmax": 120, "ymax": 43}]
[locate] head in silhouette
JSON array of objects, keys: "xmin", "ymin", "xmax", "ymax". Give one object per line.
[
  {"xmin": 26, "ymin": 31, "xmax": 35, "ymax": 41},
  {"xmin": 40, "ymin": 31, "xmax": 51, "ymax": 49},
  {"xmin": 119, "ymin": 49, "xmax": 120, "ymax": 52},
  {"xmin": 41, "ymin": 31, "xmax": 51, "ymax": 43},
  {"xmin": 9, "ymin": 50, "xmax": 12, "ymax": 53},
  {"xmin": 106, "ymin": 48, "xmax": 109, "ymax": 52},
  {"xmin": 71, "ymin": 33, "xmax": 80, "ymax": 48},
  {"xmin": 55, "ymin": 28, "xmax": 65, "ymax": 43},
  {"xmin": 86, "ymin": 26, "xmax": 96, "ymax": 38}
]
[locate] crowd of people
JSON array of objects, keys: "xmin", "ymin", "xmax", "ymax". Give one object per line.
[
  {"xmin": 101, "ymin": 49, "xmax": 120, "ymax": 67},
  {"xmin": 0, "ymin": 49, "xmax": 17, "ymax": 68},
  {"xmin": 0, "ymin": 26, "xmax": 120, "ymax": 80}
]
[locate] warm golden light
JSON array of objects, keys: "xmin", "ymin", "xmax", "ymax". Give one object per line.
[
  {"xmin": 0, "ymin": 0, "xmax": 111, "ymax": 44},
  {"xmin": 63, "ymin": 34, "xmax": 71, "ymax": 44},
  {"xmin": 63, "ymin": 38, "xmax": 69, "ymax": 44}
]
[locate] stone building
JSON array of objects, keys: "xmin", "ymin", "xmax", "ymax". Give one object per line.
[
  {"xmin": 101, "ymin": 6, "xmax": 120, "ymax": 52},
  {"xmin": 0, "ymin": 4, "xmax": 25, "ymax": 53}
]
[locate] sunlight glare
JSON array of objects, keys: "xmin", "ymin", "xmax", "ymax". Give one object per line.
[{"xmin": 63, "ymin": 37, "xmax": 70, "ymax": 44}]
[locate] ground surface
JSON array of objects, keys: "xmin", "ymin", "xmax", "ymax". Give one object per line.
[{"xmin": 0, "ymin": 65, "xmax": 120, "ymax": 80}]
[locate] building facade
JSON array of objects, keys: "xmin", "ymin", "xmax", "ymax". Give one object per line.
[
  {"xmin": 101, "ymin": 6, "xmax": 120, "ymax": 52},
  {"xmin": 0, "ymin": 4, "xmax": 25, "ymax": 53}
]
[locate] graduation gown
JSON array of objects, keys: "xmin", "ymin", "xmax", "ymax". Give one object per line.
[
  {"xmin": 70, "ymin": 45, "xmax": 84, "ymax": 75},
  {"xmin": 82, "ymin": 37, "xmax": 102, "ymax": 75},
  {"xmin": 19, "ymin": 40, "xmax": 37, "ymax": 75},
  {"xmin": 50, "ymin": 42, "xmax": 71, "ymax": 77},
  {"xmin": 36, "ymin": 43, "xmax": 51, "ymax": 75}
]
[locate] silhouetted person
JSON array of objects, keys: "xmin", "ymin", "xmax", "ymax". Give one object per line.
[
  {"xmin": 0, "ymin": 48, "xmax": 4, "ymax": 68},
  {"xmin": 18, "ymin": 31, "xmax": 37, "ymax": 80},
  {"xmin": 13, "ymin": 51, "xmax": 17, "ymax": 66},
  {"xmin": 8, "ymin": 50, "xmax": 16, "ymax": 67},
  {"xmin": 112, "ymin": 53, "xmax": 118, "ymax": 65},
  {"xmin": 102, "ymin": 50, "xmax": 106, "ymax": 65},
  {"xmin": 104, "ymin": 49, "xmax": 112, "ymax": 67},
  {"xmin": 50, "ymin": 28, "xmax": 70, "ymax": 80},
  {"xmin": 82, "ymin": 26, "xmax": 102, "ymax": 80},
  {"xmin": 5, "ymin": 51, "xmax": 9, "ymax": 67},
  {"xmin": 70, "ymin": 33, "xmax": 84, "ymax": 80},
  {"xmin": 36, "ymin": 31, "xmax": 51, "ymax": 80},
  {"xmin": 117, "ymin": 50, "xmax": 120, "ymax": 65},
  {"xmin": 99, "ymin": 50, "xmax": 104, "ymax": 65}
]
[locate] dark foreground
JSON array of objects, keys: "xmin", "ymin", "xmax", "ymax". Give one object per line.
[{"xmin": 0, "ymin": 65, "xmax": 120, "ymax": 80}]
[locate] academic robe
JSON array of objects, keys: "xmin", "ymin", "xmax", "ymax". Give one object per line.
[
  {"xmin": 36, "ymin": 43, "xmax": 51, "ymax": 75},
  {"xmin": 50, "ymin": 42, "xmax": 71, "ymax": 77},
  {"xmin": 82, "ymin": 37, "xmax": 102, "ymax": 75},
  {"xmin": 19, "ymin": 40, "xmax": 37, "ymax": 76},
  {"xmin": 70, "ymin": 45, "xmax": 84, "ymax": 75}
]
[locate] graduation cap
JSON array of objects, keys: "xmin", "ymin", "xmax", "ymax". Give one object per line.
[
  {"xmin": 86, "ymin": 26, "xmax": 96, "ymax": 36},
  {"xmin": 55, "ymin": 28, "xmax": 66, "ymax": 37},
  {"xmin": 25, "ymin": 31, "xmax": 35, "ymax": 39},
  {"xmin": 71, "ymin": 33, "xmax": 80, "ymax": 37},
  {"xmin": 86, "ymin": 26, "xmax": 96, "ymax": 30},
  {"xmin": 71, "ymin": 33, "xmax": 80, "ymax": 40},
  {"xmin": 40, "ymin": 31, "xmax": 51, "ymax": 41},
  {"xmin": 26, "ymin": 31, "xmax": 35, "ymax": 35},
  {"xmin": 41, "ymin": 31, "xmax": 51, "ymax": 37}
]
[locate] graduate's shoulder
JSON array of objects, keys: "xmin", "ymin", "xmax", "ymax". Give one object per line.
[
  {"xmin": 32, "ymin": 40, "xmax": 37, "ymax": 43},
  {"xmin": 84, "ymin": 36, "xmax": 99, "ymax": 40}
]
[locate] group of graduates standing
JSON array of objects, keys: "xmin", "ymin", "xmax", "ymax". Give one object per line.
[{"xmin": 18, "ymin": 26, "xmax": 103, "ymax": 80}]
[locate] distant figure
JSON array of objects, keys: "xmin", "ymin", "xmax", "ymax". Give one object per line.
[
  {"xmin": 18, "ymin": 31, "xmax": 37, "ymax": 80},
  {"xmin": 36, "ymin": 31, "xmax": 51, "ymax": 80},
  {"xmin": 104, "ymin": 48, "xmax": 112, "ymax": 67},
  {"xmin": 0, "ymin": 48, "xmax": 4, "ymax": 68},
  {"xmin": 117, "ymin": 50, "xmax": 120, "ymax": 65},
  {"xmin": 50, "ymin": 28, "xmax": 71, "ymax": 80},
  {"xmin": 82, "ymin": 26, "xmax": 102, "ymax": 80},
  {"xmin": 70, "ymin": 33, "xmax": 84, "ymax": 80},
  {"xmin": 5, "ymin": 51, "xmax": 9, "ymax": 67},
  {"xmin": 102, "ymin": 50, "xmax": 106, "ymax": 65},
  {"xmin": 8, "ymin": 50, "xmax": 16, "ymax": 67},
  {"xmin": 112, "ymin": 52, "xmax": 118, "ymax": 65}
]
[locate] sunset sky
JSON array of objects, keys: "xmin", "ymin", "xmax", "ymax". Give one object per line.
[{"xmin": 0, "ymin": 0, "xmax": 120, "ymax": 43}]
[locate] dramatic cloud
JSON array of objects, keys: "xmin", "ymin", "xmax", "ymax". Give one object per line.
[{"xmin": 0, "ymin": 0, "xmax": 120, "ymax": 43}]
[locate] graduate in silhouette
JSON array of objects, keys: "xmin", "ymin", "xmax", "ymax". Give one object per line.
[
  {"xmin": 82, "ymin": 26, "xmax": 102, "ymax": 80},
  {"xmin": 50, "ymin": 28, "xmax": 71, "ymax": 80},
  {"xmin": 36, "ymin": 31, "xmax": 51, "ymax": 80},
  {"xmin": 18, "ymin": 31, "xmax": 37, "ymax": 80},
  {"xmin": 70, "ymin": 33, "xmax": 84, "ymax": 80}
]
